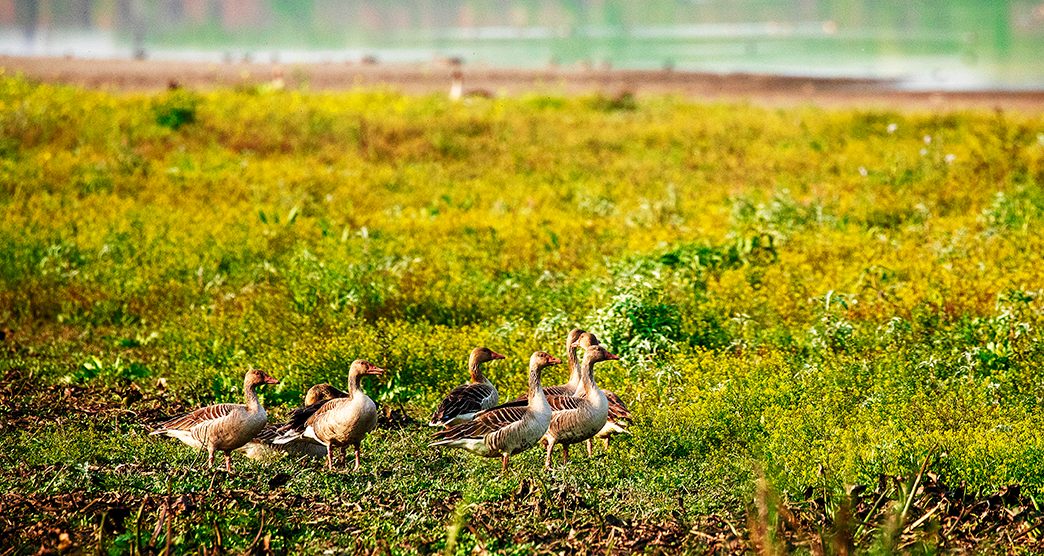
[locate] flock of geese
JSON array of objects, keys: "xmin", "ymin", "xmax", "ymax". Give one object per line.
[{"xmin": 150, "ymin": 329, "xmax": 631, "ymax": 473}]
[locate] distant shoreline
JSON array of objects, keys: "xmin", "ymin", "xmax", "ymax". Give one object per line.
[{"xmin": 3, "ymin": 56, "xmax": 1042, "ymax": 111}]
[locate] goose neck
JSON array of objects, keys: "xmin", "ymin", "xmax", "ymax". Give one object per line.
[
  {"xmin": 468, "ymin": 357, "xmax": 488, "ymax": 384},
  {"xmin": 347, "ymin": 370, "xmax": 364, "ymax": 398},
  {"xmin": 565, "ymin": 343, "xmax": 580, "ymax": 388},
  {"xmin": 527, "ymin": 363, "xmax": 548, "ymax": 410},
  {"xmin": 243, "ymin": 379, "xmax": 261, "ymax": 412},
  {"xmin": 576, "ymin": 356, "xmax": 599, "ymax": 398}
]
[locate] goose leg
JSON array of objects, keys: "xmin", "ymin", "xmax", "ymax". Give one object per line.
[
  {"xmin": 206, "ymin": 447, "xmax": 216, "ymax": 469},
  {"xmin": 562, "ymin": 444, "xmax": 570, "ymax": 465},
  {"xmin": 353, "ymin": 443, "xmax": 362, "ymax": 472},
  {"xmin": 224, "ymin": 452, "xmax": 232, "ymax": 473},
  {"xmin": 603, "ymin": 437, "xmax": 611, "ymax": 450},
  {"xmin": 586, "ymin": 439, "xmax": 594, "ymax": 457},
  {"xmin": 544, "ymin": 440, "xmax": 556, "ymax": 469},
  {"xmin": 326, "ymin": 445, "xmax": 334, "ymax": 470},
  {"xmin": 501, "ymin": 454, "xmax": 510, "ymax": 473},
  {"xmin": 341, "ymin": 446, "xmax": 348, "ymax": 467}
]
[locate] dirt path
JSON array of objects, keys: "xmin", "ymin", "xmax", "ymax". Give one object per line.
[{"xmin": 4, "ymin": 55, "xmax": 1043, "ymax": 111}]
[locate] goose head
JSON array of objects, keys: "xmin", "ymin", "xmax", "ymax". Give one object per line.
[
  {"xmin": 350, "ymin": 360, "xmax": 385, "ymax": 377},
  {"xmin": 570, "ymin": 331, "xmax": 601, "ymax": 351},
  {"xmin": 582, "ymin": 345, "xmax": 619, "ymax": 363},
  {"xmin": 530, "ymin": 351, "xmax": 562, "ymax": 369},
  {"xmin": 245, "ymin": 368, "xmax": 279, "ymax": 388},
  {"xmin": 470, "ymin": 347, "xmax": 506, "ymax": 365}
]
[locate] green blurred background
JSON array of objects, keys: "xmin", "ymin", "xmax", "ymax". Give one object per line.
[{"xmin": 2, "ymin": 0, "xmax": 1043, "ymax": 90}]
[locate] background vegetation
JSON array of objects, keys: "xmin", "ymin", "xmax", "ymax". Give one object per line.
[{"xmin": 1, "ymin": 75, "xmax": 1043, "ymax": 553}]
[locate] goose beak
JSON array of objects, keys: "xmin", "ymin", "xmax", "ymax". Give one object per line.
[
  {"xmin": 367, "ymin": 365, "xmax": 386, "ymax": 376},
  {"xmin": 548, "ymin": 356, "xmax": 562, "ymax": 365},
  {"xmin": 264, "ymin": 375, "xmax": 280, "ymax": 384},
  {"xmin": 490, "ymin": 351, "xmax": 506, "ymax": 360},
  {"xmin": 605, "ymin": 352, "xmax": 620, "ymax": 361}
]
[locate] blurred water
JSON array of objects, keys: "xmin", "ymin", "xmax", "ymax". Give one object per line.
[{"xmin": 2, "ymin": 0, "xmax": 1042, "ymax": 90}]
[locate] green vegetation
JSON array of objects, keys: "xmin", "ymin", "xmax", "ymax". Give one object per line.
[{"xmin": 1, "ymin": 75, "xmax": 1043, "ymax": 553}]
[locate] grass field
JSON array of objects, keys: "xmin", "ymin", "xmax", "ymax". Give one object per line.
[{"xmin": 1, "ymin": 75, "xmax": 1043, "ymax": 553}]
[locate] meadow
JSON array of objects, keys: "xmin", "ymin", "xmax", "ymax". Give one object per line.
[{"xmin": 1, "ymin": 74, "xmax": 1043, "ymax": 553}]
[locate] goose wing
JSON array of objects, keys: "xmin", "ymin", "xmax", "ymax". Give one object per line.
[
  {"xmin": 270, "ymin": 398, "xmax": 350, "ymax": 445},
  {"xmin": 432, "ymin": 405, "xmax": 528, "ymax": 441},
  {"xmin": 277, "ymin": 397, "xmax": 337, "ymax": 434},
  {"xmin": 151, "ymin": 404, "xmax": 242, "ymax": 433},
  {"xmin": 429, "ymin": 383, "xmax": 497, "ymax": 425},
  {"xmin": 604, "ymin": 389, "xmax": 632, "ymax": 422},
  {"xmin": 253, "ymin": 423, "xmax": 282, "ymax": 443},
  {"xmin": 483, "ymin": 393, "xmax": 584, "ymax": 415},
  {"xmin": 255, "ymin": 396, "xmax": 338, "ymax": 443},
  {"xmin": 544, "ymin": 395, "xmax": 585, "ymax": 412}
]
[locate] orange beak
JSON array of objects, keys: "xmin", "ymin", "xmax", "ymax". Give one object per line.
[
  {"xmin": 367, "ymin": 365, "xmax": 385, "ymax": 376},
  {"xmin": 490, "ymin": 351, "xmax": 506, "ymax": 360},
  {"xmin": 605, "ymin": 352, "xmax": 620, "ymax": 361},
  {"xmin": 263, "ymin": 374, "xmax": 280, "ymax": 384},
  {"xmin": 548, "ymin": 356, "xmax": 562, "ymax": 365}
]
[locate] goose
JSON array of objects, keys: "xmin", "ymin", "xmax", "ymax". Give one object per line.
[
  {"xmin": 571, "ymin": 332, "xmax": 633, "ymax": 455},
  {"xmin": 428, "ymin": 347, "xmax": 505, "ymax": 427},
  {"xmin": 511, "ymin": 329, "xmax": 585, "ymax": 401},
  {"xmin": 541, "ymin": 344, "xmax": 618, "ymax": 468},
  {"xmin": 511, "ymin": 330, "xmax": 632, "ymax": 456},
  {"xmin": 241, "ymin": 383, "xmax": 348, "ymax": 460},
  {"xmin": 430, "ymin": 351, "xmax": 558, "ymax": 471},
  {"xmin": 449, "ymin": 70, "xmax": 495, "ymax": 101},
  {"xmin": 151, "ymin": 368, "xmax": 279, "ymax": 472},
  {"xmin": 272, "ymin": 360, "xmax": 383, "ymax": 471}
]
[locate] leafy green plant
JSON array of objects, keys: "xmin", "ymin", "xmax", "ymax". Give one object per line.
[
  {"xmin": 68, "ymin": 356, "xmax": 151, "ymax": 385},
  {"xmin": 153, "ymin": 90, "xmax": 199, "ymax": 130}
]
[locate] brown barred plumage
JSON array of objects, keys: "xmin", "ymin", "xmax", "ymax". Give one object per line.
[
  {"xmin": 155, "ymin": 404, "xmax": 241, "ymax": 432},
  {"xmin": 432, "ymin": 405, "xmax": 528, "ymax": 442},
  {"xmin": 428, "ymin": 347, "xmax": 504, "ymax": 427}
]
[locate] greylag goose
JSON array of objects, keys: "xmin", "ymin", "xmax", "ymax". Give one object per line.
[
  {"xmin": 575, "ymin": 331, "xmax": 632, "ymax": 455},
  {"xmin": 541, "ymin": 344, "xmax": 618, "ymax": 468},
  {"xmin": 511, "ymin": 329, "xmax": 585, "ymax": 400},
  {"xmin": 511, "ymin": 330, "xmax": 632, "ymax": 456},
  {"xmin": 241, "ymin": 383, "xmax": 348, "ymax": 460},
  {"xmin": 429, "ymin": 351, "xmax": 559, "ymax": 471},
  {"xmin": 150, "ymin": 368, "xmax": 279, "ymax": 472},
  {"xmin": 428, "ymin": 347, "xmax": 505, "ymax": 427},
  {"xmin": 272, "ymin": 360, "xmax": 383, "ymax": 471}
]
